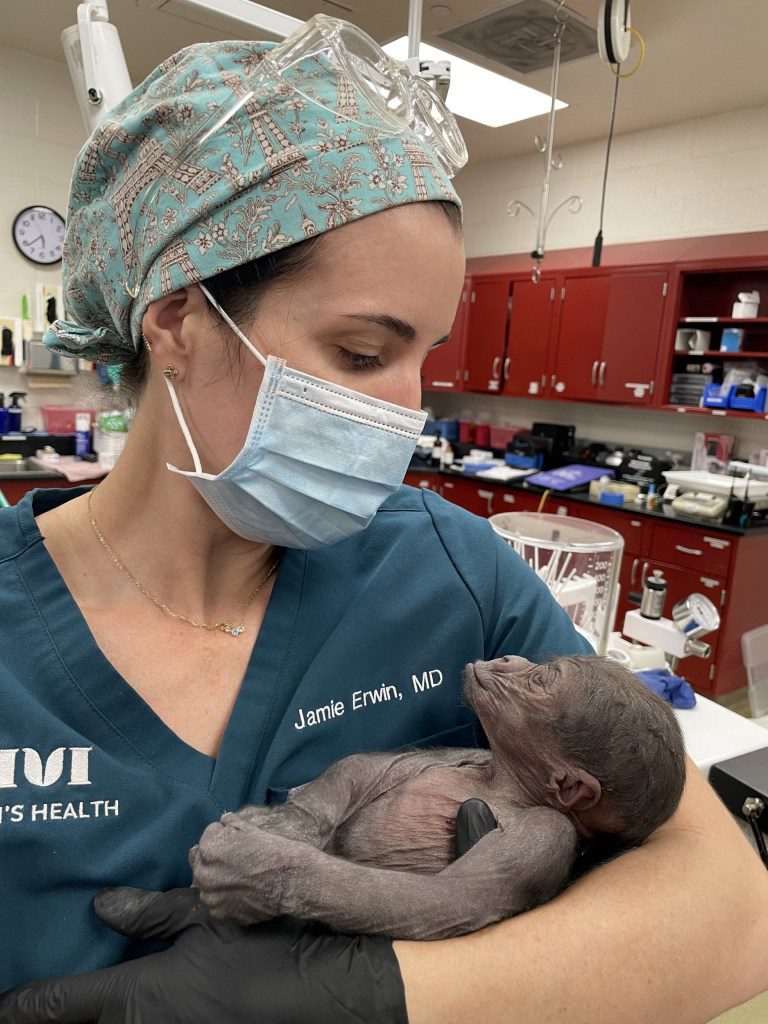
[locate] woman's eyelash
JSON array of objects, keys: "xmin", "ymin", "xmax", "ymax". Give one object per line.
[{"xmin": 338, "ymin": 349, "xmax": 384, "ymax": 370}]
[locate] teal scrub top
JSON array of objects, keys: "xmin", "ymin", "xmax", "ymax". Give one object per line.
[{"xmin": 0, "ymin": 485, "xmax": 591, "ymax": 990}]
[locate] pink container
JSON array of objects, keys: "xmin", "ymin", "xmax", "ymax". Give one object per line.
[
  {"xmin": 474, "ymin": 422, "xmax": 491, "ymax": 447},
  {"xmin": 458, "ymin": 420, "xmax": 475, "ymax": 444},
  {"xmin": 42, "ymin": 406, "xmax": 95, "ymax": 433},
  {"xmin": 490, "ymin": 425, "xmax": 525, "ymax": 450}
]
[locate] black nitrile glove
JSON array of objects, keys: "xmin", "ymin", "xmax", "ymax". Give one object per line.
[
  {"xmin": 0, "ymin": 800, "xmax": 497, "ymax": 1024},
  {"xmin": 455, "ymin": 798, "xmax": 498, "ymax": 859},
  {"xmin": 0, "ymin": 888, "xmax": 407, "ymax": 1024}
]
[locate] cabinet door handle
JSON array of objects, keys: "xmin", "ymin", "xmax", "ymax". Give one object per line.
[
  {"xmin": 598, "ymin": 360, "xmax": 607, "ymax": 387},
  {"xmin": 470, "ymin": 290, "xmax": 476, "ymax": 303},
  {"xmin": 630, "ymin": 520, "xmax": 641, "ymax": 528},
  {"xmin": 429, "ymin": 381, "xmax": 453, "ymax": 388},
  {"xmin": 477, "ymin": 489, "xmax": 494, "ymax": 516},
  {"xmin": 503, "ymin": 494, "xmax": 516, "ymax": 504},
  {"xmin": 591, "ymin": 360, "xmax": 599, "ymax": 386},
  {"xmin": 630, "ymin": 558, "xmax": 640, "ymax": 586},
  {"xmin": 704, "ymin": 536, "xmax": 730, "ymax": 549},
  {"xmin": 541, "ymin": 374, "xmax": 547, "ymax": 388},
  {"xmin": 640, "ymin": 562, "xmax": 650, "ymax": 587},
  {"xmin": 551, "ymin": 374, "xmax": 557, "ymax": 389},
  {"xmin": 676, "ymin": 545, "xmax": 703, "ymax": 557},
  {"xmin": 503, "ymin": 356, "xmax": 510, "ymax": 379},
  {"xmin": 492, "ymin": 356, "xmax": 501, "ymax": 380}
]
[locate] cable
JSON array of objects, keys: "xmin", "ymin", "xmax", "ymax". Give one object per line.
[
  {"xmin": 537, "ymin": 489, "xmax": 551, "ymax": 513},
  {"xmin": 610, "ymin": 27, "xmax": 646, "ymax": 78},
  {"xmin": 592, "ymin": 56, "xmax": 621, "ymax": 267}
]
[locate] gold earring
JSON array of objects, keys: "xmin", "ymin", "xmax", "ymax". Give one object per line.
[
  {"xmin": 143, "ymin": 334, "xmax": 153, "ymax": 354},
  {"xmin": 162, "ymin": 365, "xmax": 178, "ymax": 381}
]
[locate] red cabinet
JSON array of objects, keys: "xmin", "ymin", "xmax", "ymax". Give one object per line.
[
  {"xmin": 422, "ymin": 278, "xmax": 469, "ymax": 392},
  {"xmin": 439, "ymin": 478, "xmax": 498, "ymax": 517},
  {"xmin": 551, "ymin": 270, "xmax": 668, "ymax": 405},
  {"xmin": 503, "ymin": 277, "xmax": 557, "ymax": 398},
  {"xmin": 462, "ymin": 278, "xmax": 511, "ymax": 393},
  {"xmin": 600, "ymin": 272, "xmax": 667, "ymax": 405},
  {"xmin": 552, "ymin": 275, "xmax": 611, "ymax": 401}
]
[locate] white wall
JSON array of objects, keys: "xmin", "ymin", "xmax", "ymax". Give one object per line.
[
  {"xmin": 0, "ymin": 46, "xmax": 94, "ymax": 428},
  {"xmin": 455, "ymin": 104, "xmax": 768, "ymax": 258},
  {"xmin": 441, "ymin": 104, "xmax": 768, "ymax": 460}
]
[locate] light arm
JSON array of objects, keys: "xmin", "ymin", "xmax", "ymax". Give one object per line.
[{"xmin": 396, "ymin": 757, "xmax": 768, "ymax": 1024}]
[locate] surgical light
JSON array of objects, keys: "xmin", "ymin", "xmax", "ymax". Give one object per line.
[{"xmin": 383, "ymin": 36, "xmax": 567, "ymax": 128}]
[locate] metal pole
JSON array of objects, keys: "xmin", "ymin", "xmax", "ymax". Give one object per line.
[{"xmin": 408, "ymin": 0, "xmax": 423, "ymax": 61}]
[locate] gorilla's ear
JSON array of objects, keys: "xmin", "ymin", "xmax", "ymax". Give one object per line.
[{"xmin": 546, "ymin": 768, "xmax": 601, "ymax": 812}]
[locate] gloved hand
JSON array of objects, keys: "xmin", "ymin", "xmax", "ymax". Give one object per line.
[
  {"xmin": 0, "ymin": 887, "xmax": 407, "ymax": 1024},
  {"xmin": 0, "ymin": 800, "xmax": 497, "ymax": 1024}
]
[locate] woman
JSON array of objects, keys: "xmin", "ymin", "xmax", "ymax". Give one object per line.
[{"xmin": 2, "ymin": 21, "xmax": 768, "ymax": 1024}]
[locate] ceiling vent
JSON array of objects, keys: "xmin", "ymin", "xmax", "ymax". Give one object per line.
[{"xmin": 438, "ymin": 0, "xmax": 597, "ymax": 75}]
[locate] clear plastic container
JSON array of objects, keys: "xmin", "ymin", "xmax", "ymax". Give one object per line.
[{"xmin": 490, "ymin": 512, "xmax": 624, "ymax": 655}]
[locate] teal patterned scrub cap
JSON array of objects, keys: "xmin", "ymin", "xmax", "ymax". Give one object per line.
[{"xmin": 45, "ymin": 19, "xmax": 463, "ymax": 366}]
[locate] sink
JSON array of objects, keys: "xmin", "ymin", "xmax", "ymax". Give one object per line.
[{"xmin": 0, "ymin": 459, "xmax": 64, "ymax": 480}]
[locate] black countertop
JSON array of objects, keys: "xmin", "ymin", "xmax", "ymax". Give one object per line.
[{"xmin": 407, "ymin": 462, "xmax": 767, "ymax": 537}]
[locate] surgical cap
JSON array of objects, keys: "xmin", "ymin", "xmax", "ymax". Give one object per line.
[{"xmin": 45, "ymin": 39, "xmax": 461, "ymax": 365}]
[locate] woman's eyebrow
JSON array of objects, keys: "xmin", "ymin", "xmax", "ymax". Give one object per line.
[{"xmin": 343, "ymin": 313, "xmax": 449, "ymax": 347}]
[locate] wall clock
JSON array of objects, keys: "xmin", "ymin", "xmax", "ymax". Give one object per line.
[{"xmin": 12, "ymin": 206, "xmax": 65, "ymax": 266}]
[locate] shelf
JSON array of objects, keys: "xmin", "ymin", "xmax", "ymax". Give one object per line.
[
  {"xmin": 679, "ymin": 317, "xmax": 768, "ymax": 324},
  {"xmin": 673, "ymin": 350, "xmax": 768, "ymax": 359},
  {"xmin": 662, "ymin": 404, "xmax": 768, "ymax": 420}
]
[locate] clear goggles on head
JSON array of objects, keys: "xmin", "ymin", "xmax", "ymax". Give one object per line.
[
  {"xmin": 127, "ymin": 13, "xmax": 466, "ymax": 299},
  {"xmin": 267, "ymin": 13, "xmax": 467, "ymax": 178}
]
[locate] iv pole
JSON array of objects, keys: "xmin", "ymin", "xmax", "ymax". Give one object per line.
[{"xmin": 506, "ymin": 0, "xmax": 581, "ymax": 283}]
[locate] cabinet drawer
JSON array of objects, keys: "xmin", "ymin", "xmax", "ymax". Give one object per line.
[
  {"xmin": 651, "ymin": 523, "xmax": 733, "ymax": 576},
  {"xmin": 440, "ymin": 478, "xmax": 497, "ymax": 517},
  {"xmin": 404, "ymin": 471, "xmax": 440, "ymax": 492},
  {"xmin": 569, "ymin": 504, "xmax": 648, "ymax": 556},
  {"xmin": 497, "ymin": 490, "xmax": 542, "ymax": 514}
]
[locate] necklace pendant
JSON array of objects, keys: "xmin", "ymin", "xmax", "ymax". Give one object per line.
[{"xmin": 221, "ymin": 622, "xmax": 244, "ymax": 636}]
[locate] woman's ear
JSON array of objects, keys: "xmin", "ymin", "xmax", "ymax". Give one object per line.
[{"xmin": 141, "ymin": 286, "xmax": 208, "ymax": 383}]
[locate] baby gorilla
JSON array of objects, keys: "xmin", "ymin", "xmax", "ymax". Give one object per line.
[{"xmin": 191, "ymin": 654, "xmax": 686, "ymax": 941}]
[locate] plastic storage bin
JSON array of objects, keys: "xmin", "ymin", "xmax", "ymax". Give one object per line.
[
  {"xmin": 729, "ymin": 386, "xmax": 767, "ymax": 413},
  {"xmin": 41, "ymin": 406, "xmax": 95, "ymax": 433},
  {"xmin": 701, "ymin": 383, "xmax": 731, "ymax": 409}
]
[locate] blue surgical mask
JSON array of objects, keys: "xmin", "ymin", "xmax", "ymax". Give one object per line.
[{"xmin": 163, "ymin": 284, "xmax": 427, "ymax": 548}]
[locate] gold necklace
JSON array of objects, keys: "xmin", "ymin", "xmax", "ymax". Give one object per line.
[{"xmin": 86, "ymin": 491, "xmax": 279, "ymax": 637}]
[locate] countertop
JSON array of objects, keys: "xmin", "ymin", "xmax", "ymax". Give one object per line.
[{"xmin": 408, "ymin": 462, "xmax": 767, "ymax": 537}]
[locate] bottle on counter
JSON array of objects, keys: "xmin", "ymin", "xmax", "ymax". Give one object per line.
[
  {"xmin": 430, "ymin": 429, "xmax": 443, "ymax": 468},
  {"xmin": 0, "ymin": 395, "xmax": 8, "ymax": 435},
  {"xmin": 640, "ymin": 569, "xmax": 667, "ymax": 620},
  {"xmin": 7, "ymin": 392, "xmax": 27, "ymax": 433}
]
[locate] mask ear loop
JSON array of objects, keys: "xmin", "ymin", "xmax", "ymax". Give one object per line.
[
  {"xmin": 198, "ymin": 283, "xmax": 268, "ymax": 367},
  {"xmin": 164, "ymin": 374, "xmax": 203, "ymax": 475},
  {"xmin": 163, "ymin": 284, "xmax": 270, "ymax": 476}
]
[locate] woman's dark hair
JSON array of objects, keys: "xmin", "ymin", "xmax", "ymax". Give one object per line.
[{"xmin": 120, "ymin": 199, "xmax": 462, "ymax": 404}]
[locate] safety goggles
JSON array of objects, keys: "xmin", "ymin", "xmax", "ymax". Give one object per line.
[
  {"xmin": 127, "ymin": 13, "xmax": 465, "ymax": 297},
  {"xmin": 265, "ymin": 13, "xmax": 467, "ymax": 179}
]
